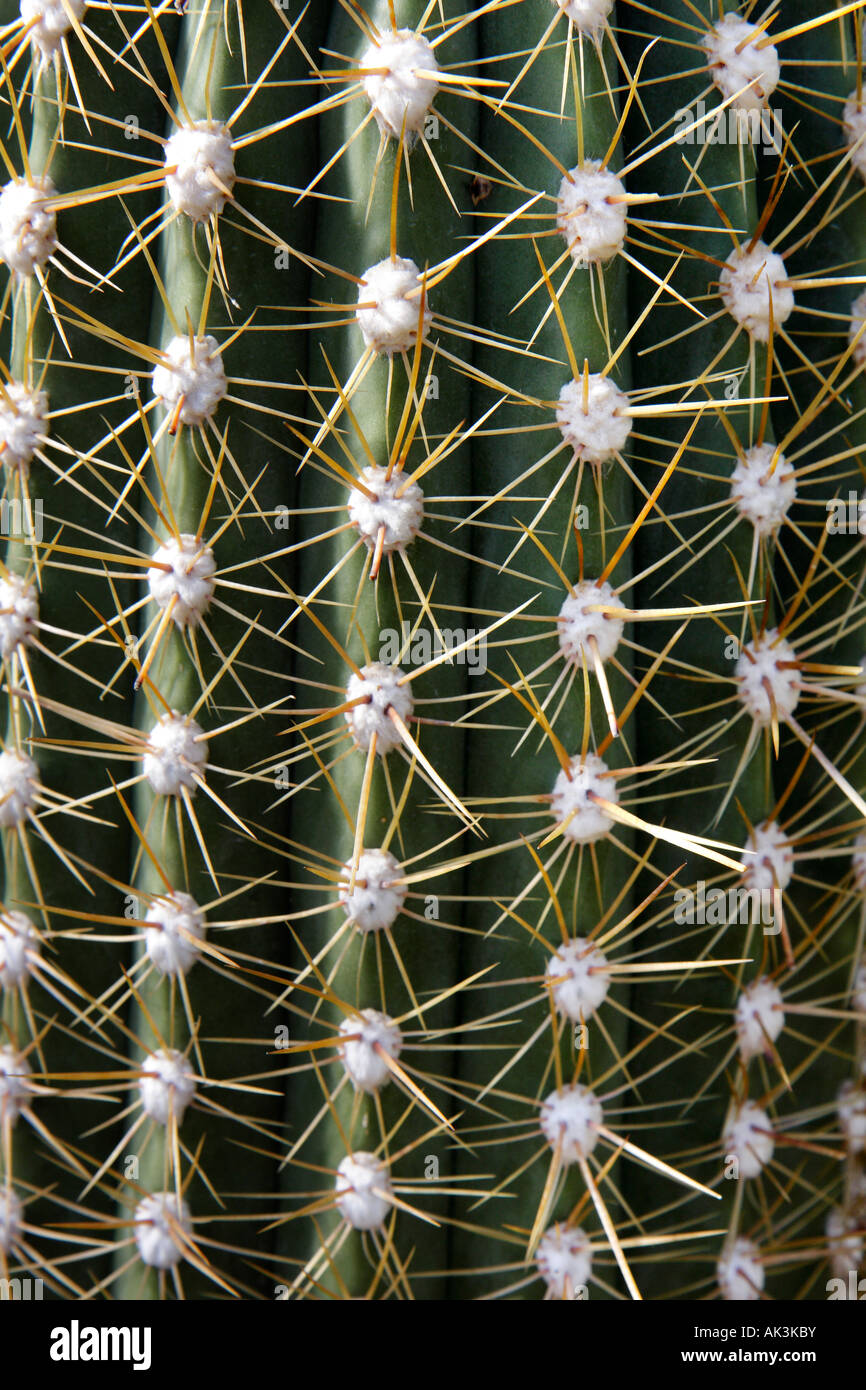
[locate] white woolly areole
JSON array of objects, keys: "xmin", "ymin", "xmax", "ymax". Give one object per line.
[
  {"xmin": 344, "ymin": 663, "xmax": 412, "ymax": 754},
  {"xmin": 536, "ymin": 1223, "xmax": 592, "ymax": 1298},
  {"xmin": 844, "ymin": 94, "xmax": 866, "ymax": 180},
  {"xmin": 147, "ymin": 534, "xmax": 216, "ymax": 628},
  {"xmin": 360, "ymin": 29, "xmax": 439, "ymax": 141},
  {"xmin": 837, "ymin": 1080, "xmax": 866, "ymax": 1155},
  {"xmin": 558, "ymin": 578, "xmax": 624, "ymax": 668},
  {"xmin": 720, "ymin": 241, "xmax": 793, "ymax": 343},
  {"xmin": 335, "ymin": 1151, "xmax": 392, "ymax": 1231},
  {"xmin": 356, "ymin": 256, "xmax": 431, "ymax": 356},
  {"xmin": 731, "ymin": 444, "xmax": 796, "ymax": 535},
  {"xmin": 735, "ymin": 629, "xmax": 799, "ymax": 725},
  {"xmin": 0, "ymin": 749, "xmax": 39, "ymax": 827},
  {"xmin": 848, "ymin": 289, "xmax": 866, "ymax": 365},
  {"xmin": 701, "ymin": 14, "xmax": 780, "ymax": 112},
  {"xmin": 540, "ymin": 1083, "xmax": 602, "ymax": 1163},
  {"xmin": 348, "ymin": 465, "xmax": 424, "ymax": 553},
  {"xmin": 546, "ymin": 936, "xmax": 611, "ymax": 1021},
  {"xmin": 0, "ymin": 908, "xmax": 39, "ymax": 989},
  {"xmin": 826, "ymin": 1206, "xmax": 865, "ymax": 1279},
  {"xmin": 743, "ymin": 819, "xmax": 793, "ymax": 895},
  {"xmin": 134, "ymin": 1192, "xmax": 193, "ymax": 1269},
  {"xmin": 553, "ymin": 1, "xmax": 612, "ymax": 37},
  {"xmin": 735, "ymin": 977, "xmax": 784, "ymax": 1062},
  {"xmin": 19, "ymin": 1, "xmax": 86, "ymax": 58},
  {"xmin": 550, "ymin": 751, "xmax": 617, "ymax": 845},
  {"xmin": 152, "ymin": 334, "xmax": 226, "ymax": 426},
  {"xmin": 721, "ymin": 1101, "xmax": 774, "ymax": 1179},
  {"xmin": 339, "ymin": 848, "xmax": 406, "ymax": 933},
  {"xmin": 139, "ymin": 1048, "xmax": 197, "ymax": 1125},
  {"xmin": 144, "ymin": 891, "xmax": 205, "ymax": 977},
  {"xmin": 0, "ymin": 1188, "xmax": 23, "ymax": 1253},
  {"xmin": 338, "ymin": 1008, "xmax": 402, "ymax": 1091},
  {"xmin": 143, "ymin": 712, "xmax": 207, "ymax": 797},
  {"xmin": 717, "ymin": 1237, "xmax": 764, "ymax": 1301},
  {"xmin": 556, "ymin": 160, "xmax": 627, "ymax": 267},
  {"xmin": 164, "ymin": 121, "xmax": 235, "ymax": 222},
  {"xmin": 0, "ymin": 177, "xmax": 57, "ymax": 277},
  {"xmin": 0, "ymin": 573, "xmax": 38, "ymax": 658},
  {"xmin": 556, "ymin": 373, "xmax": 631, "ymax": 467},
  {"xmin": 0, "ymin": 381, "xmax": 48, "ymax": 471},
  {"xmin": 0, "ymin": 1044, "xmax": 32, "ymax": 1122}
]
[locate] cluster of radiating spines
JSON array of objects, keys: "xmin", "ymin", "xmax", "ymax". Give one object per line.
[
  {"xmin": 548, "ymin": 2, "xmax": 866, "ymax": 1303},
  {"xmin": 814, "ymin": 29, "xmax": 866, "ymax": 1301},
  {"xmin": 0, "ymin": 0, "xmax": 524, "ymax": 1295},
  {"xmin": 130, "ymin": 3, "xmax": 866, "ymax": 1304},
  {"xmin": 240, "ymin": 1, "xmax": 735, "ymax": 1296},
  {"xmin": 0, "ymin": 0, "xmax": 288, "ymax": 1294},
  {"xmin": 299, "ymin": 0, "xmax": 857, "ymax": 1303}
]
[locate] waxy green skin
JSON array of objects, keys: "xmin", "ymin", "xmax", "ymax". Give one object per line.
[
  {"xmin": 448, "ymin": 0, "xmax": 634, "ymax": 1298},
  {"xmin": 112, "ymin": 1, "xmax": 330, "ymax": 1297},
  {"xmin": 618, "ymin": 0, "xmax": 766, "ymax": 1295},
  {"xmin": 281, "ymin": 0, "xmax": 478, "ymax": 1299},
  {"xmin": 619, "ymin": 0, "xmax": 863, "ymax": 1296},
  {"xmin": 2, "ymin": 4, "xmax": 181, "ymax": 1227},
  {"xmin": 755, "ymin": 7, "xmax": 866, "ymax": 1285}
]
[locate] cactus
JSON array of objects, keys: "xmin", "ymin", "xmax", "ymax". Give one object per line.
[{"xmin": 0, "ymin": 0, "xmax": 865, "ymax": 1305}]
